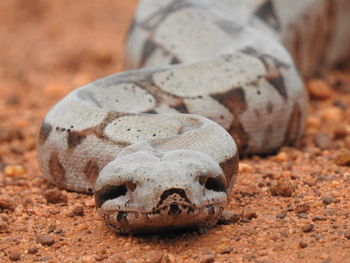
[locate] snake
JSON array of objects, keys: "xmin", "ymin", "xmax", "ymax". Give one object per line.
[{"xmin": 37, "ymin": 0, "xmax": 350, "ymax": 234}]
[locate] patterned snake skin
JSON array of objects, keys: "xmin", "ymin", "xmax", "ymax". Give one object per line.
[{"xmin": 37, "ymin": 0, "xmax": 350, "ymax": 234}]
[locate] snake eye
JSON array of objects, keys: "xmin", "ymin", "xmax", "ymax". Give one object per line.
[
  {"xmin": 204, "ymin": 177, "xmax": 226, "ymax": 193},
  {"xmin": 95, "ymin": 184, "xmax": 128, "ymax": 208}
]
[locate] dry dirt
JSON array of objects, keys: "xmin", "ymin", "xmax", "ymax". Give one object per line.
[{"xmin": 0, "ymin": 1, "xmax": 350, "ymax": 263}]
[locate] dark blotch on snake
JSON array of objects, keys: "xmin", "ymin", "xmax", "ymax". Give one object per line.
[
  {"xmin": 284, "ymin": 103, "xmax": 302, "ymax": 146},
  {"xmin": 170, "ymin": 56, "xmax": 181, "ymax": 65},
  {"xmin": 48, "ymin": 152, "xmax": 66, "ymax": 185},
  {"xmin": 67, "ymin": 131, "xmax": 87, "ymax": 149},
  {"xmin": 266, "ymin": 73, "xmax": 288, "ymax": 100},
  {"xmin": 38, "ymin": 122, "xmax": 52, "ymax": 145},
  {"xmin": 219, "ymin": 152, "xmax": 239, "ymax": 191},
  {"xmin": 255, "ymin": 0, "xmax": 280, "ymax": 31},
  {"xmin": 266, "ymin": 101, "xmax": 274, "ymax": 113},
  {"xmin": 172, "ymin": 101, "xmax": 189, "ymax": 113},
  {"xmin": 228, "ymin": 120, "xmax": 250, "ymax": 154},
  {"xmin": 212, "ymin": 87, "xmax": 247, "ymax": 114},
  {"xmin": 84, "ymin": 159, "xmax": 99, "ymax": 183},
  {"xmin": 140, "ymin": 39, "xmax": 157, "ymax": 67}
]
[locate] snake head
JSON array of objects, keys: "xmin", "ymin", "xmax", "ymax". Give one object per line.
[{"xmin": 94, "ymin": 149, "xmax": 228, "ymax": 234}]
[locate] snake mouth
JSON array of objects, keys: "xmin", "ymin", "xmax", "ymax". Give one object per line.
[{"xmin": 98, "ymin": 201, "xmax": 226, "ymax": 235}]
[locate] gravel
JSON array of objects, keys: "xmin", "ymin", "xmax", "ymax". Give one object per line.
[
  {"xmin": 217, "ymin": 210, "xmax": 240, "ymax": 224},
  {"xmin": 43, "ymin": 189, "xmax": 68, "ymax": 204},
  {"xmin": 144, "ymin": 250, "xmax": 163, "ymax": 263},
  {"xmin": 72, "ymin": 205, "xmax": 84, "ymax": 216},
  {"xmin": 36, "ymin": 234, "xmax": 55, "ymax": 246},
  {"xmin": 0, "ymin": 195, "xmax": 16, "ymax": 211},
  {"xmin": 270, "ymin": 179, "xmax": 295, "ymax": 197},
  {"xmin": 302, "ymin": 224, "xmax": 315, "ymax": 233},
  {"xmin": 322, "ymin": 196, "xmax": 333, "ymax": 205}
]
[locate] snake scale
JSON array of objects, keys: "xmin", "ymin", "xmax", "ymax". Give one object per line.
[{"xmin": 37, "ymin": 0, "xmax": 350, "ymax": 234}]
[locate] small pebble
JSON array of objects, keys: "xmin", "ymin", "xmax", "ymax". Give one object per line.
[
  {"xmin": 239, "ymin": 163, "xmax": 253, "ymax": 173},
  {"xmin": 36, "ymin": 234, "xmax": 55, "ymax": 246},
  {"xmin": 322, "ymin": 258, "xmax": 332, "ymax": 263},
  {"xmin": 324, "ymin": 208, "xmax": 337, "ymax": 217},
  {"xmin": 307, "ymin": 115, "xmax": 321, "ymax": 128},
  {"xmin": 333, "ymin": 97, "xmax": 348, "ymax": 108},
  {"xmin": 4, "ymin": 164, "xmax": 26, "ymax": 177},
  {"xmin": 332, "ymin": 224, "xmax": 340, "ymax": 229},
  {"xmin": 106, "ymin": 254, "xmax": 126, "ymax": 263},
  {"xmin": 334, "ymin": 148, "xmax": 350, "ymax": 166},
  {"xmin": 306, "ymin": 79, "xmax": 333, "ymax": 99},
  {"xmin": 216, "ymin": 245, "xmax": 234, "ymax": 254},
  {"xmin": 8, "ymin": 251, "xmax": 21, "ymax": 261},
  {"xmin": 314, "ymin": 133, "xmax": 332, "ymax": 150},
  {"xmin": 66, "ymin": 212, "xmax": 75, "ymax": 218},
  {"xmin": 72, "ymin": 206, "xmax": 84, "ymax": 216},
  {"xmin": 95, "ymin": 254, "xmax": 107, "ymax": 261},
  {"xmin": 312, "ymin": 216, "xmax": 326, "ymax": 222},
  {"xmin": 0, "ymin": 195, "xmax": 16, "ymax": 211},
  {"xmin": 144, "ymin": 250, "xmax": 163, "ymax": 263},
  {"xmin": 319, "ymin": 106, "xmax": 342, "ymax": 123},
  {"xmin": 322, "ymin": 196, "xmax": 333, "ymax": 205},
  {"xmin": 28, "ymin": 247, "xmax": 38, "ymax": 254},
  {"xmin": 344, "ymin": 136, "xmax": 350, "ymax": 148},
  {"xmin": 217, "ymin": 210, "xmax": 240, "ymax": 225},
  {"xmin": 344, "ymin": 231, "xmax": 350, "ymax": 239},
  {"xmin": 43, "ymin": 189, "xmax": 68, "ymax": 204},
  {"xmin": 242, "ymin": 208, "xmax": 257, "ymax": 222},
  {"xmin": 199, "ymin": 251, "xmax": 215, "ymax": 263},
  {"xmin": 297, "ymin": 213, "xmax": 308, "ymax": 219},
  {"xmin": 92, "ymin": 50, "xmax": 113, "ymax": 65},
  {"xmin": 85, "ymin": 199, "xmax": 96, "ymax": 208},
  {"xmin": 40, "ymin": 256, "xmax": 52, "ymax": 261},
  {"xmin": 0, "ymin": 128, "xmax": 24, "ymax": 142},
  {"xmin": 333, "ymin": 125, "xmax": 348, "ymax": 139},
  {"xmin": 296, "ymin": 204, "xmax": 310, "ymax": 214},
  {"xmin": 276, "ymin": 211, "xmax": 287, "ymax": 219},
  {"xmin": 82, "ymin": 256, "xmax": 94, "ymax": 262},
  {"xmin": 10, "ymin": 143, "xmax": 27, "ymax": 154},
  {"xmin": 302, "ymin": 224, "xmax": 314, "ymax": 233},
  {"xmin": 299, "ymin": 241, "xmax": 308, "ymax": 248},
  {"xmin": 316, "ymin": 174, "xmax": 333, "ymax": 182},
  {"xmin": 270, "ymin": 179, "xmax": 295, "ymax": 197},
  {"xmin": 163, "ymin": 253, "xmax": 175, "ymax": 263},
  {"xmin": 6, "ymin": 94, "xmax": 20, "ymax": 105},
  {"xmin": 0, "ymin": 219, "xmax": 8, "ymax": 233},
  {"xmin": 273, "ymin": 151, "xmax": 288, "ymax": 163},
  {"xmin": 24, "ymin": 136, "xmax": 37, "ymax": 151}
]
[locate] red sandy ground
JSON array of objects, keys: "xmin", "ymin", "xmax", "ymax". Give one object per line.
[{"xmin": 0, "ymin": 1, "xmax": 350, "ymax": 262}]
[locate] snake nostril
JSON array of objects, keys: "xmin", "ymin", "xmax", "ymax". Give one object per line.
[
  {"xmin": 169, "ymin": 203, "xmax": 180, "ymax": 215},
  {"xmin": 204, "ymin": 177, "xmax": 226, "ymax": 192},
  {"xmin": 95, "ymin": 184, "xmax": 128, "ymax": 208}
]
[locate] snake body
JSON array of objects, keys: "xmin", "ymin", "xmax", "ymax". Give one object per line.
[{"xmin": 37, "ymin": 0, "xmax": 350, "ymax": 234}]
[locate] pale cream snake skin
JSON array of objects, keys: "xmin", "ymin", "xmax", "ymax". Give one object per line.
[{"xmin": 37, "ymin": 0, "xmax": 350, "ymax": 234}]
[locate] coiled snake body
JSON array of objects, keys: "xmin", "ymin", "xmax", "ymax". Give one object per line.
[{"xmin": 37, "ymin": 0, "xmax": 350, "ymax": 234}]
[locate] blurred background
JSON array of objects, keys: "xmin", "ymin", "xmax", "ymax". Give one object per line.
[
  {"xmin": 0, "ymin": 0, "xmax": 137, "ymax": 129},
  {"xmin": 0, "ymin": 0, "xmax": 137, "ymax": 164}
]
